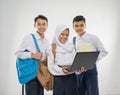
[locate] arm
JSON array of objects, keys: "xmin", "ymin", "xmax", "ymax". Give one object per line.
[
  {"xmin": 15, "ymin": 35, "xmax": 32, "ymax": 59},
  {"xmin": 15, "ymin": 35, "xmax": 42, "ymax": 60},
  {"xmin": 47, "ymin": 48, "xmax": 66, "ymax": 76},
  {"xmin": 94, "ymin": 37, "xmax": 108, "ymax": 61}
]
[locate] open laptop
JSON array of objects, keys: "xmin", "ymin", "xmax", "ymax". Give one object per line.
[{"xmin": 59, "ymin": 51, "xmax": 100, "ymax": 72}]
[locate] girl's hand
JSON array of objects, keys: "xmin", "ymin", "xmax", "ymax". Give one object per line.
[
  {"xmin": 31, "ymin": 52, "xmax": 43, "ymax": 60},
  {"xmin": 62, "ymin": 67, "xmax": 69, "ymax": 74}
]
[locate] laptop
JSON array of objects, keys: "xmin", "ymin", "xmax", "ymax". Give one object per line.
[{"xmin": 59, "ymin": 51, "xmax": 100, "ymax": 72}]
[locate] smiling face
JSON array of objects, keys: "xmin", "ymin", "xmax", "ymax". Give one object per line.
[
  {"xmin": 73, "ymin": 21, "xmax": 86, "ymax": 36},
  {"xmin": 58, "ymin": 29, "xmax": 69, "ymax": 44},
  {"xmin": 34, "ymin": 18, "xmax": 48, "ymax": 35}
]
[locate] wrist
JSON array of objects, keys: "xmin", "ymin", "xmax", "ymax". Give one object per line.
[{"xmin": 31, "ymin": 53, "xmax": 34, "ymax": 58}]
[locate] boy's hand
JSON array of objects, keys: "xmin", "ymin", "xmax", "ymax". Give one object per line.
[
  {"xmin": 31, "ymin": 52, "xmax": 43, "ymax": 60},
  {"xmin": 62, "ymin": 67, "xmax": 69, "ymax": 74},
  {"xmin": 77, "ymin": 67, "xmax": 87, "ymax": 72}
]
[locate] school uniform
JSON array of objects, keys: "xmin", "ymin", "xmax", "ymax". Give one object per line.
[
  {"xmin": 74, "ymin": 32, "xmax": 108, "ymax": 95},
  {"xmin": 15, "ymin": 32, "xmax": 49, "ymax": 95},
  {"xmin": 48, "ymin": 25, "xmax": 78, "ymax": 95}
]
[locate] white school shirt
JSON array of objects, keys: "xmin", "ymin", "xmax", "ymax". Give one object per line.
[
  {"xmin": 15, "ymin": 32, "xmax": 49, "ymax": 61},
  {"xmin": 75, "ymin": 33, "xmax": 108, "ymax": 74},
  {"xmin": 75, "ymin": 33, "xmax": 108, "ymax": 61},
  {"xmin": 47, "ymin": 45, "xmax": 76, "ymax": 76}
]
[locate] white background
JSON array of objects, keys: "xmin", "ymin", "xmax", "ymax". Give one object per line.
[{"xmin": 0, "ymin": 0, "xmax": 120, "ymax": 95}]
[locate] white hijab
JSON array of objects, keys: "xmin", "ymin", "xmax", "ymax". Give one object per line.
[{"xmin": 52, "ymin": 25, "xmax": 73, "ymax": 53}]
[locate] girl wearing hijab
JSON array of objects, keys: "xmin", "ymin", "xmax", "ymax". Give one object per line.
[{"xmin": 47, "ymin": 25, "xmax": 86, "ymax": 95}]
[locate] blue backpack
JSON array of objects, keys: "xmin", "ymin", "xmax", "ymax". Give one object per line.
[{"xmin": 16, "ymin": 34, "xmax": 40, "ymax": 84}]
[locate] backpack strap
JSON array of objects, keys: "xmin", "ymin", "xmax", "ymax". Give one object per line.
[
  {"xmin": 22, "ymin": 85, "xmax": 24, "ymax": 95},
  {"xmin": 51, "ymin": 43, "xmax": 56, "ymax": 63},
  {"xmin": 31, "ymin": 34, "xmax": 40, "ymax": 52},
  {"xmin": 73, "ymin": 37, "xmax": 76, "ymax": 51}
]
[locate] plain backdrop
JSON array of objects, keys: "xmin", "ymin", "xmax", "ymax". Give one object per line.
[{"xmin": 0, "ymin": 0, "xmax": 120, "ymax": 95}]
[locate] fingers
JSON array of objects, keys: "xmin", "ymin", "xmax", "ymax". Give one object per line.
[
  {"xmin": 62, "ymin": 67, "xmax": 69, "ymax": 74},
  {"xmin": 39, "ymin": 52, "xmax": 43, "ymax": 57},
  {"xmin": 31, "ymin": 52, "xmax": 43, "ymax": 60},
  {"xmin": 78, "ymin": 67, "xmax": 87, "ymax": 72},
  {"xmin": 81, "ymin": 67, "xmax": 86, "ymax": 71}
]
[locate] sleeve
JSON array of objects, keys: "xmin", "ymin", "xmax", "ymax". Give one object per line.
[
  {"xmin": 15, "ymin": 35, "xmax": 32, "ymax": 59},
  {"xmin": 94, "ymin": 36, "xmax": 108, "ymax": 61},
  {"xmin": 47, "ymin": 46, "xmax": 66, "ymax": 76}
]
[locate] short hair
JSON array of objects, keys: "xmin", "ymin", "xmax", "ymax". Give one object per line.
[
  {"xmin": 73, "ymin": 15, "xmax": 86, "ymax": 23},
  {"xmin": 34, "ymin": 15, "xmax": 48, "ymax": 24}
]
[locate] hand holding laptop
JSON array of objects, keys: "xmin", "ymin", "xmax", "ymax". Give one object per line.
[
  {"xmin": 62, "ymin": 67, "xmax": 70, "ymax": 74},
  {"xmin": 77, "ymin": 67, "xmax": 87, "ymax": 72},
  {"xmin": 59, "ymin": 51, "xmax": 99, "ymax": 72},
  {"xmin": 62, "ymin": 66, "xmax": 87, "ymax": 74}
]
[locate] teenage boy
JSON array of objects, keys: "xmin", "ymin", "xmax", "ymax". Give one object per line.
[
  {"xmin": 16, "ymin": 15, "xmax": 49, "ymax": 95},
  {"xmin": 72, "ymin": 15, "xmax": 108, "ymax": 95}
]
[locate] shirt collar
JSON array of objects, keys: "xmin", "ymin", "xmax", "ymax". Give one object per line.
[
  {"xmin": 34, "ymin": 32, "xmax": 46, "ymax": 41},
  {"xmin": 77, "ymin": 32, "xmax": 87, "ymax": 41}
]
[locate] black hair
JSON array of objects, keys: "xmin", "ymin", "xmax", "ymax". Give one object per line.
[
  {"xmin": 34, "ymin": 15, "xmax": 48, "ymax": 23},
  {"xmin": 66, "ymin": 28, "xmax": 69, "ymax": 31},
  {"xmin": 73, "ymin": 15, "xmax": 86, "ymax": 23}
]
